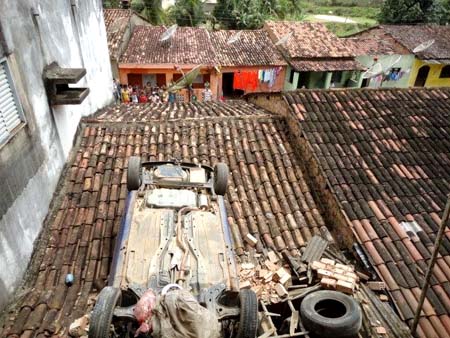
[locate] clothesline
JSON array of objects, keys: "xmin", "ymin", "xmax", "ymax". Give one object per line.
[{"xmin": 233, "ymin": 67, "xmax": 282, "ymax": 91}]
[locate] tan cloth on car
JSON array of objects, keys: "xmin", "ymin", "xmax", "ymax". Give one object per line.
[{"xmin": 151, "ymin": 289, "xmax": 221, "ymax": 338}]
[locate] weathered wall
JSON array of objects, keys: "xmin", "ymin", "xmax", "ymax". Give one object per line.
[
  {"xmin": 409, "ymin": 59, "xmax": 450, "ymax": 87},
  {"xmin": 357, "ymin": 54, "xmax": 414, "ymax": 88},
  {"xmin": 0, "ymin": 0, "xmax": 112, "ymax": 311}
]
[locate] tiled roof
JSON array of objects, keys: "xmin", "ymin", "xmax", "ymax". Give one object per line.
[
  {"xmin": 104, "ymin": 9, "xmax": 132, "ymax": 59},
  {"xmin": 0, "ymin": 102, "xmax": 325, "ymax": 337},
  {"xmin": 284, "ymin": 88, "xmax": 450, "ymax": 338},
  {"xmin": 120, "ymin": 25, "xmax": 217, "ymax": 65},
  {"xmin": 90, "ymin": 101, "xmax": 274, "ymax": 122},
  {"xmin": 345, "ymin": 27, "xmax": 410, "ymax": 56},
  {"xmin": 382, "ymin": 25, "xmax": 450, "ymax": 60},
  {"xmin": 210, "ymin": 30, "xmax": 286, "ymax": 67},
  {"xmin": 264, "ymin": 21, "xmax": 355, "ymax": 59},
  {"xmin": 289, "ymin": 58, "xmax": 365, "ymax": 72}
]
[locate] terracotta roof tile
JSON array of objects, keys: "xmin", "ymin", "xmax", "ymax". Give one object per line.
[
  {"xmin": 104, "ymin": 9, "xmax": 132, "ymax": 59},
  {"xmin": 265, "ymin": 21, "xmax": 355, "ymax": 59},
  {"xmin": 1, "ymin": 101, "xmax": 325, "ymax": 337},
  {"xmin": 284, "ymin": 87, "xmax": 450, "ymax": 338},
  {"xmin": 120, "ymin": 25, "xmax": 217, "ymax": 65},
  {"xmin": 210, "ymin": 30, "xmax": 286, "ymax": 67},
  {"xmin": 382, "ymin": 25, "xmax": 450, "ymax": 60},
  {"xmin": 290, "ymin": 58, "xmax": 365, "ymax": 72}
]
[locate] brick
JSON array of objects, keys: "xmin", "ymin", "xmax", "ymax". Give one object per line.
[
  {"xmin": 321, "ymin": 277, "xmax": 337, "ymax": 289},
  {"xmin": 240, "ymin": 281, "xmax": 252, "ymax": 289},
  {"xmin": 336, "ymin": 280, "xmax": 354, "ymax": 294},
  {"xmin": 245, "ymin": 233, "xmax": 258, "ymax": 247},
  {"xmin": 367, "ymin": 281, "xmax": 386, "ymax": 291},
  {"xmin": 275, "ymin": 283, "xmax": 288, "ymax": 298},
  {"xmin": 320, "ymin": 258, "xmax": 335, "ymax": 266}
]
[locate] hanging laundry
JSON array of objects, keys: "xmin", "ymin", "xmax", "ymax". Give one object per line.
[{"xmin": 233, "ymin": 71, "xmax": 258, "ymax": 91}]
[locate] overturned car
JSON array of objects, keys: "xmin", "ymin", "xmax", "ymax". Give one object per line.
[{"xmin": 88, "ymin": 158, "xmax": 258, "ymax": 338}]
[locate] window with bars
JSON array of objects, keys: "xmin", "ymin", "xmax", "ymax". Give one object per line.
[{"xmin": 0, "ymin": 58, "xmax": 24, "ymax": 145}]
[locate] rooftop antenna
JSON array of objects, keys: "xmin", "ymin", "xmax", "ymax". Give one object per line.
[
  {"xmin": 167, "ymin": 64, "xmax": 202, "ymax": 93},
  {"xmin": 412, "ymin": 39, "xmax": 435, "ymax": 53},
  {"xmin": 275, "ymin": 32, "xmax": 293, "ymax": 46},
  {"xmin": 361, "ymin": 62, "xmax": 382, "ymax": 79},
  {"xmin": 227, "ymin": 30, "xmax": 243, "ymax": 44},
  {"xmin": 160, "ymin": 24, "xmax": 178, "ymax": 42},
  {"xmin": 384, "ymin": 55, "xmax": 402, "ymax": 71}
]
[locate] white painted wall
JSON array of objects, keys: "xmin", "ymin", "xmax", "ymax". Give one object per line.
[{"xmin": 0, "ymin": 0, "xmax": 113, "ymax": 310}]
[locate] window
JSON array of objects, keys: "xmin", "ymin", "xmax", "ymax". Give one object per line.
[
  {"xmin": 0, "ymin": 59, "xmax": 24, "ymax": 145},
  {"xmin": 331, "ymin": 71, "xmax": 343, "ymax": 84},
  {"xmin": 289, "ymin": 68, "xmax": 296, "ymax": 83},
  {"xmin": 440, "ymin": 65, "xmax": 450, "ymax": 78}
]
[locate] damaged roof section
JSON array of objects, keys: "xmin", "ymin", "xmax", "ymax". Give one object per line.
[
  {"xmin": 284, "ymin": 88, "xmax": 450, "ymax": 338},
  {"xmin": 90, "ymin": 101, "xmax": 275, "ymax": 122},
  {"xmin": 0, "ymin": 102, "xmax": 327, "ymax": 337}
]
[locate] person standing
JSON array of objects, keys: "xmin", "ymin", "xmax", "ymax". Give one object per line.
[
  {"xmin": 113, "ymin": 79, "xmax": 121, "ymax": 104},
  {"xmin": 121, "ymin": 85, "xmax": 130, "ymax": 103}
]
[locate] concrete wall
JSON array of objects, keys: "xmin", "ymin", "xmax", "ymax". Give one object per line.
[
  {"xmin": 409, "ymin": 59, "xmax": 450, "ymax": 88},
  {"xmin": 357, "ymin": 54, "xmax": 414, "ymax": 88},
  {"xmin": 284, "ymin": 66, "xmax": 360, "ymax": 90},
  {"xmin": 0, "ymin": 0, "xmax": 113, "ymax": 311}
]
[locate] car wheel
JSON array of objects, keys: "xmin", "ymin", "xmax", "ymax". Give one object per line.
[
  {"xmin": 236, "ymin": 289, "xmax": 258, "ymax": 338},
  {"xmin": 89, "ymin": 286, "xmax": 121, "ymax": 338},
  {"xmin": 300, "ymin": 290, "xmax": 362, "ymax": 338},
  {"xmin": 213, "ymin": 163, "xmax": 229, "ymax": 196},
  {"xmin": 127, "ymin": 156, "xmax": 141, "ymax": 191}
]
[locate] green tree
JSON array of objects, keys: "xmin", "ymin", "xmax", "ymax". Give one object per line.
[
  {"xmin": 103, "ymin": 0, "xmax": 121, "ymax": 8},
  {"xmin": 379, "ymin": 0, "xmax": 425, "ymax": 23},
  {"xmin": 428, "ymin": 0, "xmax": 450, "ymax": 23},
  {"xmin": 131, "ymin": 0, "xmax": 145, "ymax": 12},
  {"xmin": 142, "ymin": 0, "xmax": 164, "ymax": 24},
  {"xmin": 169, "ymin": 0, "xmax": 205, "ymax": 26},
  {"xmin": 213, "ymin": 0, "xmax": 300, "ymax": 29}
]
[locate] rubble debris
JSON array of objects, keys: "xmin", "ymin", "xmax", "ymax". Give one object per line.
[
  {"xmin": 240, "ymin": 280, "xmax": 252, "ymax": 289},
  {"xmin": 267, "ymin": 251, "xmax": 279, "ymax": 264},
  {"xmin": 376, "ymin": 326, "xmax": 387, "ymax": 335},
  {"xmin": 274, "ymin": 284, "xmax": 288, "ymax": 298},
  {"xmin": 367, "ymin": 281, "xmax": 386, "ymax": 291},
  {"xmin": 245, "ymin": 233, "xmax": 258, "ymax": 247},
  {"xmin": 311, "ymin": 258, "xmax": 359, "ymax": 295},
  {"xmin": 301, "ymin": 235, "xmax": 328, "ymax": 263},
  {"xmin": 379, "ymin": 294, "xmax": 389, "ymax": 302},
  {"xmin": 69, "ymin": 315, "xmax": 89, "ymax": 337},
  {"xmin": 273, "ymin": 267, "xmax": 291, "ymax": 285}
]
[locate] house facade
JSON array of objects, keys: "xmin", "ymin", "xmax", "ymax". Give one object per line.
[
  {"xmin": 210, "ymin": 30, "xmax": 287, "ymax": 98},
  {"xmin": 350, "ymin": 25, "xmax": 450, "ymax": 88},
  {"xmin": 264, "ymin": 21, "xmax": 363, "ymax": 90},
  {"xmin": 119, "ymin": 25, "xmax": 218, "ymax": 100},
  {"xmin": 0, "ymin": 1, "xmax": 112, "ymax": 311}
]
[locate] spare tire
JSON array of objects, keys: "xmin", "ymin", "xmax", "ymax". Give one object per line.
[
  {"xmin": 89, "ymin": 286, "xmax": 121, "ymax": 338},
  {"xmin": 127, "ymin": 156, "xmax": 141, "ymax": 191},
  {"xmin": 213, "ymin": 163, "xmax": 229, "ymax": 196},
  {"xmin": 300, "ymin": 290, "xmax": 361, "ymax": 338},
  {"xmin": 236, "ymin": 289, "xmax": 258, "ymax": 338}
]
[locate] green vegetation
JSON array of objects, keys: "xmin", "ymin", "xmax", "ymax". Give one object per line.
[
  {"xmin": 169, "ymin": 0, "xmax": 205, "ymax": 26},
  {"xmin": 379, "ymin": 0, "xmax": 450, "ymax": 24}
]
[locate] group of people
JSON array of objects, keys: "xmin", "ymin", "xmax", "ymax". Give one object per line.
[
  {"xmin": 113, "ymin": 80, "xmax": 168, "ymax": 104},
  {"xmin": 113, "ymin": 79, "xmax": 214, "ymax": 104}
]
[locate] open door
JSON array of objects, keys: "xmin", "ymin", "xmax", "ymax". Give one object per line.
[{"xmin": 414, "ymin": 65, "xmax": 430, "ymax": 87}]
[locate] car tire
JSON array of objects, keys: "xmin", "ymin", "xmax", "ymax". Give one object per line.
[
  {"xmin": 213, "ymin": 163, "xmax": 229, "ymax": 196},
  {"xmin": 300, "ymin": 290, "xmax": 361, "ymax": 338},
  {"xmin": 89, "ymin": 286, "xmax": 121, "ymax": 338},
  {"xmin": 236, "ymin": 289, "xmax": 258, "ymax": 338},
  {"xmin": 127, "ymin": 156, "xmax": 141, "ymax": 191}
]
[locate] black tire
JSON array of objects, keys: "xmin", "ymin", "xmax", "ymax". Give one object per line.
[
  {"xmin": 127, "ymin": 156, "xmax": 141, "ymax": 191},
  {"xmin": 236, "ymin": 289, "xmax": 258, "ymax": 338},
  {"xmin": 213, "ymin": 163, "xmax": 229, "ymax": 196},
  {"xmin": 300, "ymin": 290, "xmax": 361, "ymax": 338},
  {"xmin": 89, "ymin": 287, "xmax": 121, "ymax": 338}
]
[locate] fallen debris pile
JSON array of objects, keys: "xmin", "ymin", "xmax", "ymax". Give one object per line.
[{"xmin": 311, "ymin": 258, "xmax": 359, "ymax": 295}]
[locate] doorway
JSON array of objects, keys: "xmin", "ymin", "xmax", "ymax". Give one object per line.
[
  {"xmin": 222, "ymin": 73, "xmax": 244, "ymax": 98},
  {"xmin": 414, "ymin": 65, "xmax": 430, "ymax": 87}
]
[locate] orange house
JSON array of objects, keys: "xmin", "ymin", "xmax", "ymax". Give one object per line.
[
  {"xmin": 119, "ymin": 25, "xmax": 219, "ymax": 100},
  {"xmin": 210, "ymin": 29, "xmax": 287, "ymax": 98}
]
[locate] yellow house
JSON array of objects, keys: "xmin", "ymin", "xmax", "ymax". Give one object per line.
[
  {"xmin": 409, "ymin": 59, "xmax": 450, "ymax": 87},
  {"xmin": 380, "ymin": 25, "xmax": 450, "ymax": 88}
]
